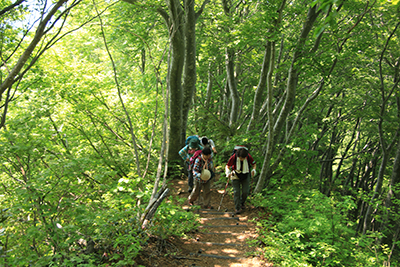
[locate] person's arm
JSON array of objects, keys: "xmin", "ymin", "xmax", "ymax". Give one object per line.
[
  {"xmin": 225, "ymin": 165, "xmax": 231, "ymax": 178},
  {"xmin": 225, "ymin": 155, "xmax": 235, "ymax": 177},
  {"xmin": 209, "ymin": 139, "xmax": 217, "ymax": 154},
  {"xmin": 248, "ymin": 154, "xmax": 257, "ymax": 177},
  {"xmin": 193, "ymin": 157, "xmax": 202, "ymax": 181},
  {"xmin": 178, "ymin": 146, "xmax": 189, "ymax": 161},
  {"xmin": 251, "ymin": 163, "xmax": 257, "ymax": 177}
]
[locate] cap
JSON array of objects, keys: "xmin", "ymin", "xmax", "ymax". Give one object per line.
[
  {"xmin": 200, "ymin": 169, "xmax": 211, "ymax": 181},
  {"xmin": 189, "ymin": 139, "xmax": 200, "ymax": 150}
]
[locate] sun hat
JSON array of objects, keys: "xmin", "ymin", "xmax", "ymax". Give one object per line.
[
  {"xmin": 189, "ymin": 139, "xmax": 200, "ymax": 150},
  {"xmin": 200, "ymin": 169, "xmax": 211, "ymax": 181}
]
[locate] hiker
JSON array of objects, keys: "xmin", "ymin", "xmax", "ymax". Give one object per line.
[
  {"xmin": 200, "ymin": 136, "xmax": 218, "ymax": 155},
  {"xmin": 225, "ymin": 147, "xmax": 256, "ymax": 214},
  {"xmin": 188, "ymin": 147, "xmax": 215, "ymax": 209},
  {"xmin": 179, "ymin": 137, "xmax": 203, "ymax": 193},
  {"xmin": 185, "ymin": 135, "xmax": 200, "ymax": 146}
]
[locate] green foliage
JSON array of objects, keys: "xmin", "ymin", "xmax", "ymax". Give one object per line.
[
  {"xmin": 149, "ymin": 195, "xmax": 199, "ymax": 239},
  {"xmin": 2, "ymin": 0, "xmax": 400, "ymax": 265},
  {"xmin": 251, "ymin": 188, "xmax": 393, "ymax": 266},
  {"xmin": 0, "ymin": 170, "xmax": 197, "ymax": 266}
]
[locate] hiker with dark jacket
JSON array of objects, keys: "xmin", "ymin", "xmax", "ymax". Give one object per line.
[
  {"xmin": 188, "ymin": 147, "xmax": 215, "ymax": 209},
  {"xmin": 225, "ymin": 147, "xmax": 256, "ymax": 214},
  {"xmin": 179, "ymin": 138, "xmax": 203, "ymax": 193}
]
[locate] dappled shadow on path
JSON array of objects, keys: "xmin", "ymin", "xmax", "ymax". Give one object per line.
[{"xmin": 134, "ymin": 178, "xmax": 273, "ymax": 266}]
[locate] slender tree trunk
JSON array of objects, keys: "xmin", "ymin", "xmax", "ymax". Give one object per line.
[
  {"xmin": 181, "ymin": 0, "xmax": 197, "ymax": 142},
  {"xmin": 225, "ymin": 48, "xmax": 240, "ymax": 127},
  {"xmin": 157, "ymin": 0, "xmax": 208, "ymax": 164},
  {"xmin": 247, "ymin": 40, "xmax": 271, "ymax": 132},
  {"xmin": 221, "ymin": 0, "xmax": 240, "ymax": 128},
  {"xmin": 247, "ymin": 0, "xmax": 286, "ymax": 133},
  {"xmin": 0, "ymin": 0, "xmax": 70, "ymax": 130},
  {"xmin": 379, "ymin": 136, "xmax": 400, "ymax": 245},
  {"xmin": 254, "ymin": 5, "xmax": 320, "ymax": 193},
  {"xmin": 205, "ymin": 63, "xmax": 213, "ymax": 108},
  {"xmin": 362, "ymin": 21, "xmax": 400, "ymax": 234},
  {"xmin": 159, "ymin": 0, "xmax": 185, "ymax": 163},
  {"xmin": 95, "ymin": 3, "xmax": 142, "ymax": 177}
]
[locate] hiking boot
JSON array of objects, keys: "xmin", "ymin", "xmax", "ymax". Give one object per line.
[{"xmin": 235, "ymin": 209, "xmax": 242, "ymax": 214}]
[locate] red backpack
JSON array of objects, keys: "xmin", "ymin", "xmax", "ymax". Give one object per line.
[{"xmin": 189, "ymin": 150, "xmax": 202, "ymax": 170}]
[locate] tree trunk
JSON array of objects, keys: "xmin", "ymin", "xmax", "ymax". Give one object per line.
[
  {"xmin": 225, "ymin": 47, "xmax": 240, "ymax": 127},
  {"xmin": 157, "ymin": 0, "xmax": 208, "ymax": 164},
  {"xmin": 247, "ymin": 0, "xmax": 286, "ymax": 133},
  {"xmin": 254, "ymin": 5, "xmax": 320, "ymax": 193},
  {"xmin": 0, "ymin": 0, "xmax": 70, "ymax": 130},
  {"xmin": 157, "ymin": 0, "xmax": 185, "ymax": 164},
  {"xmin": 247, "ymin": 40, "xmax": 271, "ymax": 133},
  {"xmin": 379, "ymin": 135, "xmax": 400, "ymax": 247},
  {"xmin": 181, "ymin": 0, "xmax": 198, "ymax": 142},
  {"xmin": 362, "ymin": 21, "xmax": 400, "ymax": 234},
  {"xmin": 205, "ymin": 63, "xmax": 213, "ymax": 108}
]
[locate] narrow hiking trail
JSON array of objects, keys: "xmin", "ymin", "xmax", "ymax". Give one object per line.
[{"xmin": 144, "ymin": 177, "xmax": 273, "ymax": 267}]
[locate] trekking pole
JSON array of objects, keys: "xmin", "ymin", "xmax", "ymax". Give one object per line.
[{"xmin": 217, "ymin": 178, "xmax": 230, "ymax": 211}]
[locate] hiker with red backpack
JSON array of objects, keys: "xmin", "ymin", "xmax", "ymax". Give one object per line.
[
  {"xmin": 179, "ymin": 137, "xmax": 203, "ymax": 193},
  {"xmin": 188, "ymin": 147, "xmax": 215, "ymax": 209},
  {"xmin": 225, "ymin": 147, "xmax": 256, "ymax": 214}
]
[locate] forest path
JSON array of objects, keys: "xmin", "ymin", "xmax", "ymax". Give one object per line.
[{"xmin": 163, "ymin": 178, "xmax": 272, "ymax": 267}]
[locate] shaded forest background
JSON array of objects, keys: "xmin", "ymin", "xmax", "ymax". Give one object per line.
[{"xmin": 1, "ymin": 0, "xmax": 400, "ymax": 266}]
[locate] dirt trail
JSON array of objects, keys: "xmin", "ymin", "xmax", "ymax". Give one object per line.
[{"xmin": 155, "ymin": 178, "xmax": 272, "ymax": 267}]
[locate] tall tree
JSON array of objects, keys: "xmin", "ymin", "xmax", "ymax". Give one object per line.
[
  {"xmin": 254, "ymin": 3, "xmax": 322, "ymax": 193},
  {"xmin": 0, "ymin": 0, "xmax": 81, "ymax": 129},
  {"xmin": 122, "ymin": 0, "xmax": 209, "ymax": 165},
  {"xmin": 362, "ymin": 20, "xmax": 400, "ymax": 234},
  {"xmin": 247, "ymin": 0, "xmax": 286, "ymax": 133}
]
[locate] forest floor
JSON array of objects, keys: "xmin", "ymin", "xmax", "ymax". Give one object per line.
[{"xmin": 133, "ymin": 175, "xmax": 274, "ymax": 267}]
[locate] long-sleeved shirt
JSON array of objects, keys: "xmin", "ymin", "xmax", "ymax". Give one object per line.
[
  {"xmin": 179, "ymin": 144, "xmax": 203, "ymax": 161},
  {"xmin": 193, "ymin": 155, "xmax": 214, "ymax": 183},
  {"xmin": 226, "ymin": 153, "xmax": 256, "ymax": 179}
]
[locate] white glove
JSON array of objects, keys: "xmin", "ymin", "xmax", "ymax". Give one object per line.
[
  {"xmin": 251, "ymin": 169, "xmax": 257, "ymax": 177},
  {"xmin": 225, "ymin": 166, "xmax": 231, "ymax": 177}
]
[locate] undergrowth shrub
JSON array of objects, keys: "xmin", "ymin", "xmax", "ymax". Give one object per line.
[
  {"xmin": 0, "ymin": 175, "xmax": 198, "ymax": 267},
  {"xmin": 250, "ymin": 188, "xmax": 391, "ymax": 266}
]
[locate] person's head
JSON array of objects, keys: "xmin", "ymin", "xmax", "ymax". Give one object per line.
[
  {"xmin": 201, "ymin": 137, "xmax": 209, "ymax": 146},
  {"xmin": 236, "ymin": 148, "xmax": 248, "ymax": 161},
  {"xmin": 202, "ymin": 147, "xmax": 212, "ymax": 160},
  {"xmin": 189, "ymin": 139, "xmax": 200, "ymax": 150}
]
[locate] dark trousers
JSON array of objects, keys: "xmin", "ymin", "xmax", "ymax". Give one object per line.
[
  {"xmin": 186, "ymin": 161, "xmax": 194, "ymax": 190},
  {"xmin": 232, "ymin": 174, "xmax": 250, "ymax": 211}
]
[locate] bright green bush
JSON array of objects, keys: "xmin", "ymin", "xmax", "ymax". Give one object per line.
[
  {"xmin": 0, "ymin": 174, "xmax": 198, "ymax": 267},
  {"xmin": 250, "ymin": 188, "xmax": 392, "ymax": 267}
]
